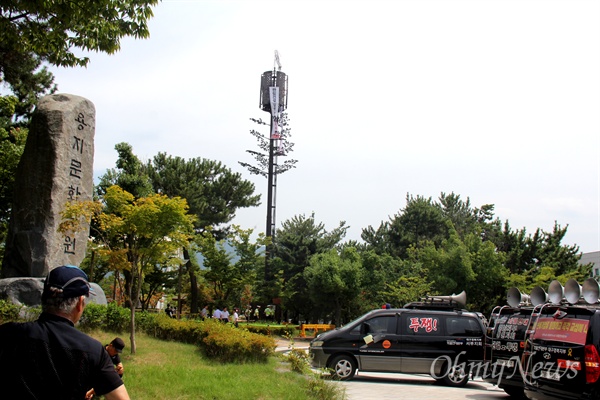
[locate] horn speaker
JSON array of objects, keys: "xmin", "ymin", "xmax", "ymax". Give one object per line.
[
  {"xmin": 530, "ymin": 286, "xmax": 548, "ymax": 306},
  {"xmin": 430, "ymin": 291, "xmax": 467, "ymax": 307},
  {"xmin": 548, "ymin": 280, "xmax": 564, "ymax": 305},
  {"xmin": 507, "ymin": 287, "xmax": 530, "ymax": 307},
  {"xmin": 583, "ymin": 278, "xmax": 600, "ymax": 305},
  {"xmin": 565, "ymin": 278, "xmax": 583, "ymax": 305}
]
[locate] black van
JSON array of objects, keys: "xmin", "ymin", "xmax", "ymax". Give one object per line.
[
  {"xmin": 523, "ymin": 304, "xmax": 600, "ymax": 400},
  {"xmin": 309, "ymin": 296, "xmax": 486, "ymax": 386},
  {"xmin": 484, "ymin": 305, "xmax": 538, "ymax": 398},
  {"xmin": 522, "ymin": 278, "xmax": 600, "ymax": 400}
]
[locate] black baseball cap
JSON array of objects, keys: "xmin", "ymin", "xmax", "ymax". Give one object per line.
[
  {"xmin": 43, "ymin": 265, "xmax": 94, "ymax": 298},
  {"xmin": 111, "ymin": 337, "xmax": 125, "ymax": 353}
]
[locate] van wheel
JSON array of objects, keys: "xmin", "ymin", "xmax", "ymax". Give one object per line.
[
  {"xmin": 440, "ymin": 363, "xmax": 469, "ymax": 387},
  {"xmin": 329, "ymin": 355, "xmax": 357, "ymax": 380}
]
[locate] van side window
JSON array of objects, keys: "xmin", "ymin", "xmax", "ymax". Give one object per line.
[
  {"xmin": 402, "ymin": 314, "xmax": 442, "ymax": 336},
  {"xmin": 364, "ymin": 316, "xmax": 397, "ymax": 334},
  {"xmin": 446, "ymin": 317, "xmax": 483, "ymax": 336}
]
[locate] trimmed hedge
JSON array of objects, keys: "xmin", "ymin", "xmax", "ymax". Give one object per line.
[
  {"xmin": 1, "ymin": 302, "xmax": 277, "ymax": 363},
  {"xmin": 241, "ymin": 323, "xmax": 298, "ymax": 337},
  {"xmin": 82, "ymin": 304, "xmax": 276, "ymax": 363},
  {"xmin": 200, "ymin": 319, "xmax": 276, "ymax": 362}
]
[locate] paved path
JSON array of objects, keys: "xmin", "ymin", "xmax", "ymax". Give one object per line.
[
  {"xmin": 275, "ymin": 338, "xmax": 510, "ymax": 400},
  {"xmin": 336, "ymin": 373, "xmax": 510, "ymax": 400}
]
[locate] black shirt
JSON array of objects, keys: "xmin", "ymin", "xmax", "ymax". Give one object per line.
[
  {"xmin": 0, "ymin": 312, "xmax": 123, "ymax": 399},
  {"xmin": 105, "ymin": 343, "xmax": 123, "ymax": 376}
]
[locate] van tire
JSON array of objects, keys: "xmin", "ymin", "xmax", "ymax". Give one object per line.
[
  {"xmin": 439, "ymin": 363, "xmax": 469, "ymax": 387},
  {"xmin": 329, "ymin": 355, "xmax": 357, "ymax": 381}
]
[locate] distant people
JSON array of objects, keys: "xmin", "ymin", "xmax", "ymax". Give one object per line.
[
  {"xmin": 265, "ymin": 305, "xmax": 274, "ymax": 322},
  {"xmin": 221, "ymin": 307, "xmax": 230, "ymax": 323},
  {"xmin": 166, "ymin": 304, "xmax": 175, "ymax": 318},
  {"xmin": 201, "ymin": 305, "xmax": 209, "ymax": 320},
  {"xmin": 233, "ymin": 308, "xmax": 240, "ymax": 328},
  {"xmin": 254, "ymin": 306, "xmax": 261, "ymax": 321},
  {"xmin": 0, "ymin": 265, "xmax": 130, "ymax": 399},
  {"xmin": 213, "ymin": 307, "xmax": 222, "ymax": 320}
]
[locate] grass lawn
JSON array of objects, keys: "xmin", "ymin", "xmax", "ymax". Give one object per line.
[{"xmin": 89, "ymin": 331, "xmax": 344, "ymax": 400}]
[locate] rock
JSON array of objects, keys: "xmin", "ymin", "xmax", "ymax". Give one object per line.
[
  {"xmin": 0, "ymin": 277, "xmax": 107, "ymax": 307},
  {"xmin": 2, "ymin": 94, "xmax": 95, "ymax": 278}
]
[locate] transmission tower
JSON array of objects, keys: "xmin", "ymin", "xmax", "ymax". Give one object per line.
[{"xmin": 258, "ymin": 51, "xmax": 288, "ymax": 279}]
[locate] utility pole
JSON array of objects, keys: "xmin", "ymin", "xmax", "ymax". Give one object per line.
[{"xmin": 259, "ymin": 51, "xmax": 288, "ymax": 281}]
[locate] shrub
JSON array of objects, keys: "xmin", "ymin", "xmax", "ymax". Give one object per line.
[
  {"xmin": 106, "ymin": 302, "xmax": 129, "ymax": 332},
  {"xmin": 200, "ymin": 319, "xmax": 276, "ymax": 363},
  {"xmin": 79, "ymin": 302, "xmax": 106, "ymax": 331},
  {"xmin": 79, "ymin": 302, "xmax": 130, "ymax": 333},
  {"xmin": 305, "ymin": 373, "xmax": 346, "ymax": 400},
  {"xmin": 243, "ymin": 324, "xmax": 297, "ymax": 337},
  {"xmin": 135, "ymin": 310, "xmax": 158, "ymax": 333},
  {"xmin": 4, "ymin": 301, "xmax": 277, "ymax": 364},
  {"xmin": 288, "ymin": 348, "xmax": 310, "ymax": 373},
  {"xmin": 0, "ymin": 299, "xmax": 23, "ymax": 323}
]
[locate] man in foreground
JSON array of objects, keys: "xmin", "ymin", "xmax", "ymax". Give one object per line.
[{"xmin": 0, "ymin": 265, "xmax": 130, "ymax": 399}]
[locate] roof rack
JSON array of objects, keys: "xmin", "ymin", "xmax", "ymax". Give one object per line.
[
  {"xmin": 403, "ymin": 300, "xmax": 465, "ymax": 311},
  {"xmin": 403, "ymin": 291, "xmax": 467, "ymax": 311}
]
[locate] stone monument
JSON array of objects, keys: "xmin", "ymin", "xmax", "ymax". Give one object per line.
[{"xmin": 0, "ymin": 94, "xmax": 106, "ymax": 305}]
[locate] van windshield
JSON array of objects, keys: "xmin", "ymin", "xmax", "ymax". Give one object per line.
[{"xmin": 345, "ymin": 310, "xmax": 389, "ymax": 333}]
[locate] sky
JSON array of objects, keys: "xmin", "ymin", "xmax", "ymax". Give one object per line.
[{"xmin": 48, "ymin": 0, "xmax": 600, "ymax": 253}]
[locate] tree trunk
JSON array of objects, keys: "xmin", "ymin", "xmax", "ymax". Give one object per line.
[
  {"xmin": 128, "ymin": 257, "xmax": 138, "ymax": 355},
  {"xmin": 183, "ymin": 247, "xmax": 199, "ymax": 314},
  {"xmin": 89, "ymin": 250, "xmax": 96, "ymax": 282},
  {"xmin": 334, "ymin": 300, "xmax": 341, "ymax": 327}
]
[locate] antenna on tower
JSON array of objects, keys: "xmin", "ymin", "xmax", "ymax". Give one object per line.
[{"xmin": 274, "ymin": 50, "xmax": 282, "ymax": 71}]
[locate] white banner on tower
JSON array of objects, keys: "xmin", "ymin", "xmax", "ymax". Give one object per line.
[
  {"xmin": 269, "ymin": 86, "xmax": 281, "ymax": 139},
  {"xmin": 269, "ymin": 86, "xmax": 279, "ymax": 114}
]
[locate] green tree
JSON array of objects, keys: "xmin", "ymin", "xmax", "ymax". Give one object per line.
[
  {"xmin": 1, "ymin": 1, "xmax": 157, "ymax": 122},
  {"xmin": 363, "ymin": 194, "xmax": 448, "ymax": 258},
  {"xmin": 357, "ymin": 250, "xmax": 422, "ymax": 312},
  {"xmin": 93, "ymin": 143, "xmax": 154, "ymax": 306},
  {"xmin": 92, "ymin": 185, "xmax": 195, "ymax": 354},
  {"xmin": 1, "ymin": 1, "xmax": 158, "ymax": 257},
  {"xmin": 410, "ymin": 222, "xmax": 508, "ymax": 313},
  {"xmin": 418, "ymin": 226, "xmax": 476, "ymax": 297},
  {"xmin": 147, "ymin": 152, "xmax": 261, "ymax": 237},
  {"xmin": 146, "ymin": 152, "xmax": 261, "ymax": 313},
  {"xmin": 504, "ymin": 222, "xmax": 591, "ymax": 292},
  {"xmin": 273, "ymin": 213, "xmax": 348, "ymax": 322},
  {"xmin": 0, "ymin": 96, "xmax": 27, "ymax": 260},
  {"xmin": 196, "ymin": 226, "xmax": 267, "ymax": 307},
  {"xmin": 97, "ymin": 142, "xmax": 153, "ymax": 199},
  {"xmin": 304, "ymin": 247, "xmax": 363, "ymax": 325},
  {"xmin": 437, "ymin": 192, "xmax": 496, "ymax": 238},
  {"xmin": 1, "ymin": 1, "xmax": 158, "ymax": 73},
  {"xmin": 377, "ymin": 255, "xmax": 432, "ymax": 311},
  {"xmin": 461, "ymin": 232, "xmax": 508, "ymax": 313}
]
